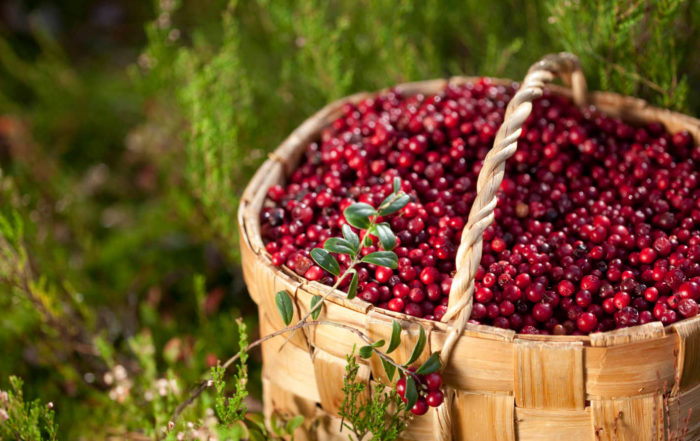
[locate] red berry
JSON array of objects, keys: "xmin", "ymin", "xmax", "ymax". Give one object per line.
[
  {"xmin": 613, "ymin": 292, "xmax": 631, "ymax": 310},
  {"xmin": 410, "ymin": 397, "xmax": 430, "ymax": 415},
  {"xmin": 576, "ymin": 312, "xmax": 598, "ymax": 332},
  {"xmin": 395, "ymin": 377, "xmax": 406, "ymax": 397},
  {"xmin": 424, "ymin": 372, "xmax": 443, "ymax": 391},
  {"xmin": 678, "ymin": 299, "xmax": 699, "ymax": 318},
  {"xmin": 426, "ymin": 390, "xmax": 445, "ymax": 407},
  {"xmin": 304, "ymin": 265, "xmax": 324, "ymax": 281},
  {"xmin": 532, "ymin": 303, "xmax": 553, "ymax": 322},
  {"xmin": 375, "ymin": 266, "xmax": 393, "ymax": 283},
  {"xmin": 639, "ymin": 248, "xmax": 657, "ymax": 264},
  {"xmin": 419, "ymin": 267, "xmax": 440, "ymax": 285},
  {"xmin": 388, "ymin": 298, "xmax": 405, "ymax": 312},
  {"xmin": 678, "ymin": 281, "xmax": 700, "ymax": 300}
]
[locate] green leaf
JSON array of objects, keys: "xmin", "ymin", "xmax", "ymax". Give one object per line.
[
  {"xmin": 342, "ymin": 224, "xmax": 360, "ymax": 252},
  {"xmin": 404, "ymin": 326, "xmax": 426, "ymax": 366},
  {"xmin": 275, "ymin": 291, "xmax": 293, "ymax": 326},
  {"xmin": 324, "ymin": 237, "xmax": 356, "ymax": 255},
  {"xmin": 361, "ymin": 251, "xmax": 398, "ymax": 269},
  {"xmin": 405, "ymin": 376, "xmax": 418, "ymax": 410},
  {"xmin": 386, "ymin": 320, "xmax": 401, "ymax": 354},
  {"xmin": 270, "ymin": 413, "xmax": 284, "ymax": 436},
  {"xmin": 285, "ymin": 415, "xmax": 304, "ymax": 434},
  {"xmin": 310, "ymin": 248, "xmax": 340, "ymax": 276},
  {"xmin": 310, "ymin": 295, "xmax": 322, "ymax": 320},
  {"xmin": 381, "ymin": 358, "xmax": 396, "ymax": 382},
  {"xmin": 371, "ymin": 339, "xmax": 386, "ymax": 348},
  {"xmin": 373, "ymin": 223, "xmax": 396, "ymax": 250},
  {"xmin": 358, "ymin": 345, "xmax": 373, "ymax": 358},
  {"xmin": 393, "ymin": 177, "xmax": 401, "ymax": 193},
  {"xmin": 343, "ymin": 203, "xmax": 376, "ymax": 229},
  {"xmin": 415, "ymin": 352, "xmax": 442, "ymax": 375},
  {"xmin": 347, "ymin": 271, "xmax": 359, "ymax": 300},
  {"xmin": 378, "ymin": 193, "xmax": 410, "ymax": 216}
]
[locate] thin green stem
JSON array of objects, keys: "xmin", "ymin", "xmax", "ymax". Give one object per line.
[{"xmin": 170, "ymin": 319, "xmax": 409, "ymax": 422}]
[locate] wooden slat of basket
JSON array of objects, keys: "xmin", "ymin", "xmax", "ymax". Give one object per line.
[
  {"xmin": 585, "ymin": 334, "xmax": 677, "ymax": 398},
  {"xmin": 667, "ymin": 382, "xmax": 700, "ymax": 440},
  {"xmin": 312, "ymin": 349, "xmax": 370, "ymax": 415},
  {"xmin": 452, "ymin": 391, "xmax": 515, "ymax": 441},
  {"xmin": 239, "ymin": 222, "xmax": 264, "ymax": 305},
  {"xmin": 589, "ymin": 322, "xmax": 665, "ymax": 347},
  {"xmin": 513, "ymin": 340, "xmax": 584, "ymax": 410},
  {"xmin": 672, "ymin": 315, "xmax": 700, "ymax": 392},
  {"xmin": 252, "ymin": 262, "xmax": 310, "ymax": 350},
  {"xmin": 591, "ymin": 393, "xmax": 665, "ymax": 441},
  {"xmin": 398, "ymin": 409, "xmax": 435, "ymax": 441},
  {"xmin": 259, "ymin": 312, "xmax": 320, "ymax": 403},
  {"xmin": 303, "ymin": 298, "xmax": 368, "ymax": 360},
  {"xmin": 430, "ymin": 330, "xmax": 514, "ymax": 392},
  {"xmin": 514, "ymin": 407, "xmax": 593, "ymax": 441}
]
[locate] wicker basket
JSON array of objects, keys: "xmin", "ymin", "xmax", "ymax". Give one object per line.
[{"xmin": 238, "ymin": 53, "xmax": 700, "ymax": 441}]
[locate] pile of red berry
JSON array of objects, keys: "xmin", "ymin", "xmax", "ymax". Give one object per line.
[
  {"xmin": 260, "ymin": 78, "xmax": 700, "ymax": 335},
  {"xmin": 396, "ymin": 370, "xmax": 444, "ymax": 415}
]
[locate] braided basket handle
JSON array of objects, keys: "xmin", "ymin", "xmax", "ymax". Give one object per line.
[
  {"xmin": 439, "ymin": 52, "xmax": 587, "ymax": 357},
  {"xmin": 432, "ymin": 52, "xmax": 587, "ymax": 441}
]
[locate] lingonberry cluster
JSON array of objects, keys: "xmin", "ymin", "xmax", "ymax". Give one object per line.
[
  {"xmin": 395, "ymin": 370, "xmax": 444, "ymax": 415},
  {"xmin": 261, "ymin": 78, "xmax": 700, "ymax": 335}
]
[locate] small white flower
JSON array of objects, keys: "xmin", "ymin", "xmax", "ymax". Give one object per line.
[
  {"xmin": 0, "ymin": 408, "xmax": 8, "ymax": 422},
  {"xmin": 156, "ymin": 378, "xmax": 169, "ymax": 396},
  {"xmin": 114, "ymin": 365, "xmax": 128, "ymax": 381}
]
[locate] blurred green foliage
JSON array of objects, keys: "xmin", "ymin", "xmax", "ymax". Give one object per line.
[{"xmin": 0, "ymin": 0, "xmax": 698, "ymax": 439}]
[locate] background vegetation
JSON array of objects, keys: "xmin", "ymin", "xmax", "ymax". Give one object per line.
[{"xmin": 0, "ymin": 0, "xmax": 699, "ymax": 439}]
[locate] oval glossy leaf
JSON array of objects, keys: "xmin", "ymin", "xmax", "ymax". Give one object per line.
[
  {"xmin": 404, "ymin": 326, "xmax": 426, "ymax": 366},
  {"xmin": 347, "ymin": 271, "xmax": 359, "ymax": 300},
  {"xmin": 371, "ymin": 339, "xmax": 386, "ymax": 348},
  {"xmin": 343, "ymin": 203, "xmax": 376, "ymax": 229},
  {"xmin": 374, "ymin": 223, "xmax": 396, "ymax": 251},
  {"xmin": 323, "ymin": 237, "xmax": 355, "ymax": 255},
  {"xmin": 415, "ymin": 352, "xmax": 441, "ymax": 375},
  {"xmin": 310, "ymin": 248, "xmax": 340, "ymax": 276},
  {"xmin": 361, "ymin": 251, "xmax": 398, "ymax": 269},
  {"xmin": 386, "ymin": 320, "xmax": 402, "ymax": 354},
  {"xmin": 378, "ymin": 193, "xmax": 410, "ymax": 216},
  {"xmin": 275, "ymin": 291, "xmax": 293, "ymax": 326},
  {"xmin": 358, "ymin": 345, "xmax": 373, "ymax": 359},
  {"xmin": 393, "ymin": 177, "xmax": 401, "ymax": 193},
  {"xmin": 381, "ymin": 358, "xmax": 396, "ymax": 382},
  {"xmin": 405, "ymin": 376, "xmax": 418, "ymax": 410},
  {"xmin": 342, "ymin": 224, "xmax": 360, "ymax": 252},
  {"xmin": 310, "ymin": 295, "xmax": 322, "ymax": 320}
]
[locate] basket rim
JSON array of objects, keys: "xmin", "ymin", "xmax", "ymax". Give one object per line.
[{"xmin": 238, "ymin": 74, "xmax": 700, "ymax": 346}]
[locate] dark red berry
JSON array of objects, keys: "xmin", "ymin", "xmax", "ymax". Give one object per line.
[{"xmin": 426, "ymin": 390, "xmax": 444, "ymax": 407}]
